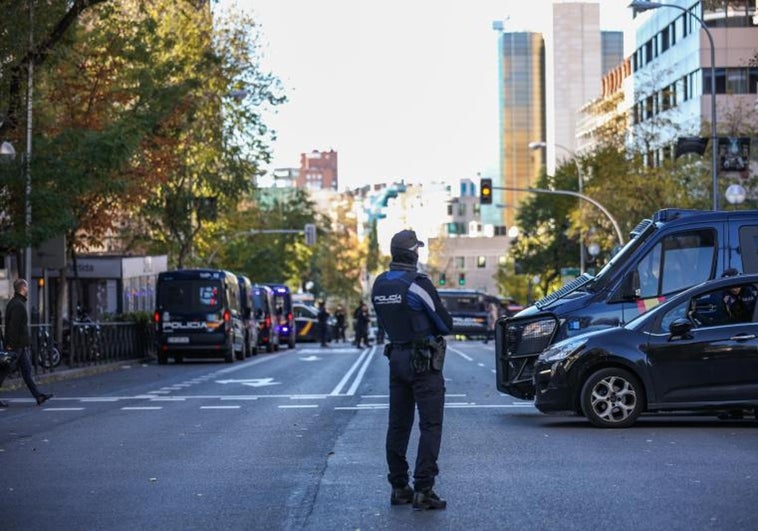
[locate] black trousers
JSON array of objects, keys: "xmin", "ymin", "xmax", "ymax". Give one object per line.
[
  {"xmin": 386, "ymin": 345, "xmax": 445, "ymax": 492},
  {"xmin": 0, "ymin": 347, "xmax": 43, "ymax": 398}
]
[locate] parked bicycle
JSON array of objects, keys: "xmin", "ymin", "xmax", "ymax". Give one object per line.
[{"xmin": 35, "ymin": 326, "xmax": 61, "ymax": 368}]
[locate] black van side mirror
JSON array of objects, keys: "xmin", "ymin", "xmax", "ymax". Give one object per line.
[{"xmin": 615, "ymin": 270, "xmax": 640, "ymax": 301}]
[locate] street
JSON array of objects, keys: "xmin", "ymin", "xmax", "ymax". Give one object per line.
[{"xmin": 1, "ymin": 340, "xmax": 757, "ymax": 531}]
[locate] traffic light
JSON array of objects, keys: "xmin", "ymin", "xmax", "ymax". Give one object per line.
[
  {"xmin": 458, "ymin": 273, "xmax": 466, "ymax": 286},
  {"xmin": 304, "ymin": 223, "xmax": 317, "ymax": 246},
  {"xmin": 439, "ymin": 273, "xmax": 446, "ymax": 286},
  {"xmin": 480, "ymin": 178, "xmax": 492, "ymax": 204}
]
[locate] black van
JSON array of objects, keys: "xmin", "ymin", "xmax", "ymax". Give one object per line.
[
  {"xmin": 439, "ymin": 289, "xmax": 514, "ymax": 338},
  {"xmin": 497, "ymin": 208, "xmax": 758, "ymax": 399},
  {"xmin": 154, "ymin": 269, "xmax": 246, "ymax": 364},
  {"xmin": 236, "ymin": 274, "xmax": 259, "ymax": 358},
  {"xmin": 268, "ymin": 284, "xmax": 296, "ymax": 349},
  {"xmin": 252, "ymin": 284, "xmax": 280, "ymax": 353}
]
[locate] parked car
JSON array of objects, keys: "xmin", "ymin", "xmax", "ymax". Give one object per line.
[
  {"xmin": 268, "ymin": 284, "xmax": 296, "ymax": 349},
  {"xmin": 236, "ymin": 274, "xmax": 259, "ymax": 358},
  {"xmin": 252, "ymin": 284, "xmax": 280, "ymax": 353},
  {"xmin": 498, "ymin": 208, "xmax": 758, "ymax": 400},
  {"xmin": 293, "ymin": 303, "xmax": 336, "ymax": 343},
  {"xmin": 154, "ymin": 269, "xmax": 245, "ymax": 364},
  {"xmin": 533, "ymin": 273, "xmax": 758, "ymax": 428}
]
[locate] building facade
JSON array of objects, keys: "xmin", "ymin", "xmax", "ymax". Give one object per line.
[{"xmin": 297, "ymin": 150, "xmax": 338, "ymax": 191}]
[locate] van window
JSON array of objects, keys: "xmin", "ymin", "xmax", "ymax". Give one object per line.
[
  {"xmin": 160, "ymin": 281, "xmax": 222, "ymax": 312},
  {"xmin": 440, "ymin": 293, "xmax": 485, "ymax": 312},
  {"xmin": 738, "ymin": 226, "xmax": 758, "ymax": 274},
  {"xmin": 636, "ymin": 230, "xmax": 715, "ymax": 298}
]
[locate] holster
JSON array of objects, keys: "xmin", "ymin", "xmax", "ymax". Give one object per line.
[
  {"xmin": 429, "ymin": 335, "xmax": 447, "ymax": 372},
  {"xmin": 383, "ymin": 343, "xmax": 394, "ymax": 359},
  {"xmin": 411, "ymin": 340, "xmax": 431, "ymax": 374}
]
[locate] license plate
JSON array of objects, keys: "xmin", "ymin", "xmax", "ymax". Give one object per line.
[{"xmin": 167, "ymin": 336, "xmax": 189, "ymax": 344}]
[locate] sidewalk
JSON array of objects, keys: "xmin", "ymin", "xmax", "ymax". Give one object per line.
[{"xmin": 0, "ymin": 359, "xmax": 148, "ymax": 392}]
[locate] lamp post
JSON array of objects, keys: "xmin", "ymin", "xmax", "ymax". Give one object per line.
[
  {"xmin": 529, "ymin": 140, "xmax": 588, "ymax": 274},
  {"xmin": 629, "ymin": 0, "xmax": 718, "ymax": 210}
]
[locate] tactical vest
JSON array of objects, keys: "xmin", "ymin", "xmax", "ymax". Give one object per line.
[{"xmin": 372, "ymin": 271, "xmax": 434, "ymax": 343}]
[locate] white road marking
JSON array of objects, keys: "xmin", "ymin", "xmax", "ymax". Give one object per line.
[
  {"xmin": 150, "ymin": 397, "xmax": 186, "ymax": 402},
  {"xmin": 299, "ymin": 355, "xmax": 322, "ymax": 361},
  {"xmin": 448, "ymin": 346, "xmax": 473, "ymax": 361},
  {"xmin": 345, "ymin": 346, "xmax": 376, "ymax": 396},
  {"xmin": 215, "ymin": 378, "xmax": 281, "ymax": 388},
  {"xmin": 330, "ymin": 347, "xmax": 371, "ymax": 396},
  {"xmin": 79, "ymin": 398, "xmax": 120, "ymax": 402},
  {"xmin": 220, "ymin": 396, "xmax": 259, "ymax": 401},
  {"xmin": 43, "ymin": 407, "xmax": 85, "ymax": 411},
  {"xmin": 278, "ymin": 404, "xmax": 319, "ymax": 409},
  {"xmin": 121, "ymin": 406, "xmax": 163, "ymax": 411},
  {"xmin": 200, "ymin": 405, "xmax": 241, "ymax": 410}
]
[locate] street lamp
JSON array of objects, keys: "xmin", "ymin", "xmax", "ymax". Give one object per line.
[
  {"xmin": 529, "ymin": 140, "xmax": 588, "ymax": 274},
  {"xmin": 628, "ymin": 0, "xmax": 718, "ymax": 210}
]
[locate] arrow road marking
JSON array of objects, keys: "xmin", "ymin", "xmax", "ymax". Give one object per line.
[{"xmin": 299, "ymin": 355, "xmax": 322, "ymax": 361}]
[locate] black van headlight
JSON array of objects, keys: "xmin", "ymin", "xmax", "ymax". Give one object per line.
[{"xmin": 538, "ymin": 338, "xmax": 587, "ymax": 363}]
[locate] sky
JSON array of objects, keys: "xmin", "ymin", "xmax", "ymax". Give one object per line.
[{"xmin": 230, "ymin": 1, "xmax": 635, "ymax": 190}]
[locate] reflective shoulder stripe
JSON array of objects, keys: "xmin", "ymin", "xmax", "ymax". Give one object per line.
[{"xmin": 408, "ymin": 282, "xmax": 435, "ymax": 312}]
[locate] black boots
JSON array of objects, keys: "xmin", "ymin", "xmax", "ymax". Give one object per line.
[
  {"xmin": 390, "ymin": 485, "xmax": 414, "ymax": 505},
  {"xmin": 412, "ymin": 489, "xmax": 447, "ymax": 510},
  {"xmin": 36, "ymin": 393, "xmax": 53, "ymax": 406}
]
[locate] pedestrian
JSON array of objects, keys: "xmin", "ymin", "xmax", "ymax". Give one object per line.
[
  {"xmin": 317, "ymin": 300, "xmax": 330, "ymax": 347},
  {"xmin": 371, "ymin": 229, "xmax": 452, "ymax": 510},
  {"xmin": 483, "ymin": 300, "xmax": 499, "ymax": 344},
  {"xmin": 353, "ymin": 302, "xmax": 370, "ymax": 347},
  {"xmin": 0, "ymin": 279, "xmax": 53, "ymax": 408},
  {"xmin": 334, "ymin": 305, "xmax": 346, "ymax": 342}
]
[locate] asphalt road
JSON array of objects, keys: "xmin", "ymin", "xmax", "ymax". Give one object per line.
[{"xmin": 1, "ymin": 340, "xmax": 756, "ymax": 530}]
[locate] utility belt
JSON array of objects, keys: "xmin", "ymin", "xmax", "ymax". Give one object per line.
[{"xmin": 383, "ymin": 336, "xmax": 447, "ymax": 374}]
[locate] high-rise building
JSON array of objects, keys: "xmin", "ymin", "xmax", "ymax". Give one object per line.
[
  {"xmin": 496, "ymin": 31, "xmax": 546, "ymax": 230},
  {"xmin": 297, "ymin": 149, "xmax": 338, "ymax": 191},
  {"xmin": 494, "ymin": 2, "xmax": 623, "ymax": 230}
]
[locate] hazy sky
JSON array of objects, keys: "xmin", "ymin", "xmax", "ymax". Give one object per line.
[{"xmin": 232, "ymin": 1, "xmax": 634, "ymax": 190}]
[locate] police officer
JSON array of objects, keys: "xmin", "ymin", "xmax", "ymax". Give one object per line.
[{"xmin": 371, "ymin": 230, "xmax": 452, "ymax": 510}]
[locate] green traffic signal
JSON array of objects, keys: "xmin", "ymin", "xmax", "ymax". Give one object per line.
[
  {"xmin": 439, "ymin": 273, "xmax": 446, "ymax": 285},
  {"xmin": 458, "ymin": 273, "xmax": 465, "ymax": 286}
]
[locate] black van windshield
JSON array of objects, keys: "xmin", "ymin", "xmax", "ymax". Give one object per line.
[
  {"xmin": 159, "ymin": 280, "xmax": 222, "ymax": 312},
  {"xmin": 439, "ymin": 293, "xmax": 484, "ymax": 312},
  {"xmin": 587, "ymin": 222, "xmax": 656, "ymax": 291}
]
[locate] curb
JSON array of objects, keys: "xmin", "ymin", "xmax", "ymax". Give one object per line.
[{"xmin": 1, "ymin": 359, "xmax": 151, "ymax": 392}]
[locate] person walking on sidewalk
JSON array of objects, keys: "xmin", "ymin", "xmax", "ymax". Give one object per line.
[{"xmin": 0, "ymin": 279, "xmax": 53, "ymax": 408}]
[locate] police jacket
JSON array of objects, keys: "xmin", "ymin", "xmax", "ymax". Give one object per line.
[
  {"xmin": 372, "ymin": 267, "xmax": 452, "ymax": 344},
  {"xmin": 5, "ymin": 293, "xmax": 30, "ymax": 349}
]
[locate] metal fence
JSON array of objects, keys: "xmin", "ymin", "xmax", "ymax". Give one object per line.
[{"xmin": 2, "ymin": 322, "xmax": 156, "ymax": 376}]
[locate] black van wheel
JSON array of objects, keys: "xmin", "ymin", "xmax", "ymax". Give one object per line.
[
  {"xmin": 580, "ymin": 367, "xmax": 644, "ymax": 429},
  {"xmin": 158, "ymin": 353, "xmax": 168, "ymax": 365},
  {"xmin": 288, "ymin": 336, "xmax": 296, "ymax": 349},
  {"xmin": 266, "ymin": 341, "xmax": 274, "ymax": 353},
  {"xmin": 175, "ymin": 354, "xmax": 183, "ymax": 364},
  {"xmin": 224, "ymin": 344, "xmax": 235, "ymax": 363}
]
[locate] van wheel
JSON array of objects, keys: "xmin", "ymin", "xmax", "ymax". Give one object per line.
[
  {"xmin": 580, "ymin": 368, "xmax": 643, "ymax": 429},
  {"xmin": 266, "ymin": 342, "xmax": 274, "ymax": 353},
  {"xmin": 224, "ymin": 344, "xmax": 235, "ymax": 363},
  {"xmin": 288, "ymin": 336, "xmax": 296, "ymax": 349},
  {"xmin": 175, "ymin": 355, "xmax": 183, "ymax": 364},
  {"xmin": 158, "ymin": 353, "xmax": 168, "ymax": 365},
  {"xmin": 274, "ymin": 342, "xmax": 280, "ymax": 352}
]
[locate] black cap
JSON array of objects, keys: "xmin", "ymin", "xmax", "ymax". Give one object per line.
[
  {"xmin": 390, "ymin": 230, "xmax": 424, "ymax": 252},
  {"xmin": 722, "ymin": 268, "xmax": 740, "ymax": 277}
]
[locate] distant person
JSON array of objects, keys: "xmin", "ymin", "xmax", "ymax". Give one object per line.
[
  {"xmin": 353, "ymin": 302, "xmax": 370, "ymax": 348},
  {"xmin": 483, "ymin": 301, "xmax": 499, "ymax": 345},
  {"xmin": 0, "ymin": 279, "xmax": 53, "ymax": 408},
  {"xmin": 317, "ymin": 300, "xmax": 330, "ymax": 347},
  {"xmin": 334, "ymin": 305, "xmax": 346, "ymax": 342}
]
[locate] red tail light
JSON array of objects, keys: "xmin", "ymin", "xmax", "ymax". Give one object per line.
[
  {"xmin": 287, "ymin": 312, "xmax": 293, "ymax": 322},
  {"xmin": 265, "ymin": 316, "xmax": 271, "ymax": 327},
  {"xmin": 223, "ymin": 309, "xmax": 231, "ymax": 323},
  {"xmin": 153, "ymin": 311, "xmax": 161, "ymax": 324}
]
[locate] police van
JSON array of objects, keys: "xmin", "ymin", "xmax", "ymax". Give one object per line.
[
  {"xmin": 154, "ymin": 269, "xmax": 245, "ymax": 364},
  {"xmin": 497, "ymin": 208, "xmax": 758, "ymax": 399},
  {"xmin": 439, "ymin": 289, "xmax": 512, "ymax": 338}
]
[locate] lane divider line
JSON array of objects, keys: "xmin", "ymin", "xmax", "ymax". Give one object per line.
[{"xmin": 329, "ymin": 347, "xmax": 370, "ymax": 396}]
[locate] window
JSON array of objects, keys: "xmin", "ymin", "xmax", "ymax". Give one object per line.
[
  {"xmin": 477, "ymin": 256, "xmax": 486, "ymax": 268},
  {"xmin": 458, "ymin": 203, "xmax": 467, "ymax": 216},
  {"xmin": 636, "ymin": 230, "xmax": 716, "ymax": 299},
  {"xmin": 455, "ymin": 256, "xmax": 465, "ymax": 269},
  {"xmin": 447, "ymin": 204, "xmax": 453, "ymax": 216},
  {"xmin": 645, "ymin": 39, "xmax": 653, "ymax": 64},
  {"xmin": 498, "ymin": 255, "xmax": 507, "ymax": 266},
  {"xmin": 670, "ymin": 21, "xmax": 676, "ymax": 45},
  {"xmin": 661, "ymin": 26, "xmax": 670, "ymax": 52},
  {"xmin": 726, "ymin": 68, "xmax": 748, "ymax": 94}
]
